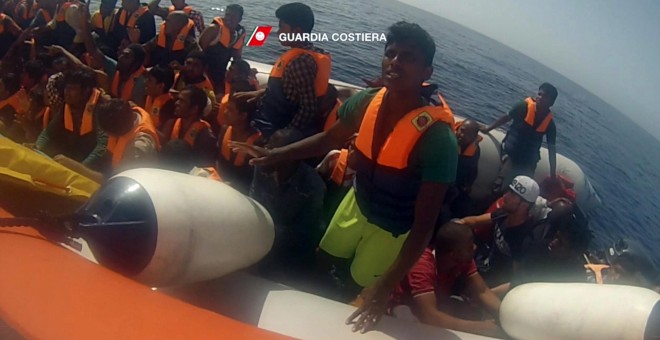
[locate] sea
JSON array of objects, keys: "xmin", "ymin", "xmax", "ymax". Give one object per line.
[{"xmin": 95, "ymin": 0, "xmax": 660, "ymax": 266}]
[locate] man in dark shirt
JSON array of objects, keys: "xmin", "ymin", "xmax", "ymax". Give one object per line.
[
  {"xmin": 459, "ymin": 175, "xmax": 540, "ymax": 287},
  {"xmin": 481, "ymin": 83, "xmax": 558, "ymax": 192},
  {"xmin": 111, "ymin": 0, "xmax": 156, "ymax": 52},
  {"xmin": 451, "ymin": 118, "xmax": 482, "ymax": 217}
]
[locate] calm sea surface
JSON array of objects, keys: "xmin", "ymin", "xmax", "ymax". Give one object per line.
[{"xmin": 91, "ymin": 0, "xmax": 660, "ymax": 266}]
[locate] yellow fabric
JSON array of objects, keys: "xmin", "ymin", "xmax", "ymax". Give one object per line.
[{"xmin": 0, "ymin": 136, "xmax": 100, "ymax": 200}]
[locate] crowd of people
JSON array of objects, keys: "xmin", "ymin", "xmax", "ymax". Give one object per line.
[{"xmin": 0, "ymin": 0, "xmax": 657, "ymax": 337}]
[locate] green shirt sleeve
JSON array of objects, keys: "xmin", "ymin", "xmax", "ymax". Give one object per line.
[
  {"xmin": 417, "ymin": 122, "xmax": 458, "ymax": 183},
  {"xmin": 508, "ymin": 100, "xmax": 528, "ymax": 121},
  {"xmin": 337, "ymin": 87, "xmax": 380, "ymax": 129}
]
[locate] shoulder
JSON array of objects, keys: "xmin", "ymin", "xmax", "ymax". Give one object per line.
[
  {"xmin": 508, "ymin": 100, "xmax": 528, "ymax": 119},
  {"xmin": 337, "ymin": 87, "xmax": 380, "ymax": 127},
  {"xmin": 417, "ymin": 121, "xmax": 458, "ymax": 157}
]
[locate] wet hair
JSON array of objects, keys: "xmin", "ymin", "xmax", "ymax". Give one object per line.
[
  {"xmin": 435, "ymin": 221, "xmax": 473, "ymax": 254},
  {"xmin": 183, "ymin": 85, "xmax": 208, "ymax": 114},
  {"xmin": 159, "ymin": 139, "xmax": 195, "ymax": 173},
  {"xmin": 126, "ymin": 44, "xmax": 146, "ymax": 67},
  {"xmin": 226, "ymin": 4, "xmax": 243, "ymax": 19},
  {"xmin": 96, "ymin": 99, "xmax": 135, "ymax": 136},
  {"xmin": 186, "ymin": 50, "xmax": 207, "ymax": 66},
  {"xmin": 147, "ymin": 66, "xmax": 175, "ymax": 92},
  {"xmin": 539, "ymin": 82, "xmax": 558, "ymax": 104},
  {"xmin": 63, "ymin": 68, "xmax": 97, "ymax": 89},
  {"xmin": 385, "ymin": 21, "xmax": 435, "ymax": 67},
  {"xmin": 0, "ymin": 73, "xmax": 21, "ymax": 94},
  {"xmin": 230, "ymin": 59, "xmax": 251, "ymax": 77},
  {"xmin": 276, "ymin": 2, "xmax": 314, "ymax": 33},
  {"xmin": 228, "ymin": 92, "xmax": 256, "ymax": 119},
  {"xmin": 24, "ymin": 60, "xmax": 46, "ymax": 81}
]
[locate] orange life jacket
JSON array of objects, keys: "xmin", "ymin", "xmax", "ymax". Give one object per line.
[
  {"xmin": 212, "ymin": 17, "xmax": 245, "ymax": 49},
  {"xmin": 169, "ymin": 5, "xmax": 192, "ymax": 15},
  {"xmin": 156, "ymin": 19, "xmax": 194, "ymax": 51},
  {"xmin": 220, "ymin": 126, "xmax": 260, "ymax": 167},
  {"xmin": 352, "ymin": 87, "xmax": 455, "ymax": 236},
  {"xmin": 217, "ymin": 93, "xmax": 229, "ymax": 126},
  {"xmin": 0, "ymin": 13, "xmax": 6, "ymax": 35},
  {"xmin": 91, "ymin": 10, "xmax": 115, "ymax": 33},
  {"xmin": 106, "ymin": 106, "xmax": 160, "ymax": 168},
  {"xmin": 118, "ymin": 6, "xmax": 149, "ymax": 28},
  {"xmin": 170, "ymin": 118, "xmax": 211, "ymax": 147},
  {"xmin": 0, "ymin": 89, "xmax": 27, "ymax": 113},
  {"xmin": 39, "ymin": 106, "xmax": 51, "ymax": 130},
  {"xmin": 144, "ymin": 92, "xmax": 173, "ymax": 128},
  {"xmin": 37, "ymin": 8, "xmax": 53, "ymax": 23},
  {"xmin": 64, "ymin": 88, "xmax": 101, "ymax": 136},
  {"xmin": 323, "ymin": 98, "xmax": 342, "ymax": 132},
  {"xmin": 330, "ymin": 148, "xmax": 354, "ymax": 187},
  {"xmin": 14, "ymin": 0, "xmax": 38, "ymax": 22},
  {"xmin": 111, "ymin": 66, "xmax": 146, "ymax": 101},
  {"xmin": 524, "ymin": 97, "xmax": 553, "ymax": 133},
  {"xmin": 454, "ymin": 120, "xmax": 483, "ymax": 157},
  {"xmin": 55, "ymin": 2, "xmax": 73, "ymax": 22},
  {"xmin": 269, "ymin": 48, "xmax": 331, "ymax": 97}
]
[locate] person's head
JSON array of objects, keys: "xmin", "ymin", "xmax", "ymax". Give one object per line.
[
  {"xmin": 29, "ymin": 86, "xmax": 46, "ymax": 114},
  {"xmin": 223, "ymin": 4, "xmax": 243, "ymax": 30},
  {"xmin": 227, "ymin": 59, "xmax": 251, "ymax": 82},
  {"xmin": 63, "ymin": 68, "xmax": 97, "ymax": 108},
  {"xmin": 546, "ymin": 198, "xmax": 574, "ymax": 224},
  {"xmin": 100, "ymin": 0, "xmax": 118, "ymax": 16},
  {"xmin": 183, "ymin": 51, "xmax": 207, "ymax": 80},
  {"xmin": 159, "ymin": 139, "xmax": 195, "ymax": 173},
  {"xmin": 276, "ymin": 3, "xmax": 314, "ymax": 46},
  {"xmin": 170, "ymin": 0, "xmax": 186, "ymax": 9},
  {"xmin": 145, "ymin": 66, "xmax": 175, "ymax": 97},
  {"xmin": 96, "ymin": 99, "xmax": 135, "ymax": 136},
  {"xmin": 226, "ymin": 93, "xmax": 256, "ymax": 127},
  {"xmin": 502, "ymin": 176, "xmax": 539, "ymax": 213},
  {"xmin": 22, "ymin": 60, "xmax": 46, "ymax": 89},
  {"xmin": 382, "ymin": 21, "xmax": 435, "ymax": 93},
  {"xmin": 175, "ymin": 85, "xmax": 207, "ymax": 118},
  {"xmin": 456, "ymin": 119, "xmax": 480, "ymax": 149},
  {"xmin": 120, "ymin": 0, "xmax": 139, "ymax": 12},
  {"xmin": 0, "ymin": 73, "xmax": 21, "ymax": 98},
  {"xmin": 164, "ymin": 11, "xmax": 190, "ymax": 37},
  {"xmin": 536, "ymin": 82, "xmax": 558, "ymax": 109},
  {"xmin": 434, "ymin": 221, "xmax": 476, "ymax": 266},
  {"xmin": 117, "ymin": 44, "xmax": 145, "ymax": 73},
  {"xmin": 605, "ymin": 238, "xmax": 659, "ymax": 288}
]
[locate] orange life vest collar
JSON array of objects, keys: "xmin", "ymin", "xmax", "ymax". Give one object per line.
[
  {"xmin": 0, "ymin": 89, "xmax": 27, "ymax": 113},
  {"xmin": 111, "ymin": 66, "xmax": 146, "ymax": 101},
  {"xmin": 118, "ymin": 6, "xmax": 149, "ymax": 28},
  {"xmin": 354, "ymin": 87, "xmax": 455, "ymax": 169},
  {"xmin": 38, "ymin": 8, "xmax": 53, "ymax": 23},
  {"xmin": 64, "ymin": 88, "xmax": 101, "ymax": 136},
  {"xmin": 55, "ymin": 2, "xmax": 73, "ymax": 22},
  {"xmin": 170, "ymin": 118, "xmax": 211, "ymax": 146},
  {"xmin": 330, "ymin": 148, "xmax": 350, "ymax": 186},
  {"xmin": 269, "ymin": 47, "xmax": 331, "ymax": 97},
  {"xmin": 220, "ymin": 126, "xmax": 260, "ymax": 166},
  {"xmin": 524, "ymin": 97, "xmax": 553, "ymax": 133},
  {"xmin": 323, "ymin": 98, "xmax": 342, "ymax": 132},
  {"xmin": 145, "ymin": 92, "xmax": 173, "ymax": 128},
  {"xmin": 169, "ymin": 5, "xmax": 192, "ymax": 14},
  {"xmin": 39, "ymin": 106, "xmax": 51, "ymax": 130},
  {"xmin": 107, "ymin": 106, "xmax": 160, "ymax": 168},
  {"xmin": 0, "ymin": 13, "xmax": 6, "ymax": 34},
  {"xmin": 157, "ymin": 19, "xmax": 194, "ymax": 51},
  {"xmin": 454, "ymin": 120, "xmax": 483, "ymax": 157},
  {"xmin": 212, "ymin": 17, "xmax": 246, "ymax": 49}
]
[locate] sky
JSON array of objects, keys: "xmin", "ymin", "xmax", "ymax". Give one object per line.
[{"xmin": 398, "ymin": 0, "xmax": 660, "ymax": 140}]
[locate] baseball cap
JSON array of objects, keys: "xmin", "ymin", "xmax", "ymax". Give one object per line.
[{"xmin": 509, "ymin": 176, "xmax": 540, "ymax": 203}]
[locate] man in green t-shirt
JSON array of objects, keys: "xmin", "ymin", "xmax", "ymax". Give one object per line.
[{"xmin": 231, "ymin": 21, "xmax": 457, "ymax": 333}]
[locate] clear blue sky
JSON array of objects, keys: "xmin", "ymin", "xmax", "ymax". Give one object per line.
[{"xmin": 398, "ymin": 0, "xmax": 660, "ymax": 140}]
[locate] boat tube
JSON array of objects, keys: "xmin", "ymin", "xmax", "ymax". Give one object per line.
[{"xmin": 500, "ymin": 282, "xmax": 660, "ymax": 340}]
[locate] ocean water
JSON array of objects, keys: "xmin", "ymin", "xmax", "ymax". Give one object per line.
[{"xmin": 94, "ymin": 0, "xmax": 660, "ymax": 265}]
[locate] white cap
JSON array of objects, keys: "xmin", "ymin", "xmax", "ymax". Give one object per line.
[{"xmin": 509, "ymin": 176, "xmax": 540, "ymax": 203}]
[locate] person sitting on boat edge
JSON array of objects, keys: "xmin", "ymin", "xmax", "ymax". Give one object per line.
[
  {"xmin": 449, "ymin": 118, "xmax": 482, "ymax": 218},
  {"xmin": 52, "ymin": 98, "xmax": 161, "ymax": 184},
  {"xmin": 35, "ymin": 68, "xmax": 109, "ymax": 171},
  {"xmin": 249, "ymin": 127, "xmax": 326, "ymax": 287},
  {"xmin": 458, "ymin": 175, "xmax": 540, "ymax": 293},
  {"xmin": 481, "ymin": 83, "xmax": 559, "ymax": 193},
  {"xmin": 230, "ymin": 21, "xmax": 458, "ymax": 333},
  {"xmin": 389, "ymin": 221, "xmax": 505, "ymax": 338},
  {"xmin": 242, "ymin": 2, "xmax": 332, "ymax": 140},
  {"xmin": 161, "ymin": 85, "xmax": 216, "ymax": 167},
  {"xmin": 147, "ymin": 0, "xmax": 205, "ymax": 34},
  {"xmin": 198, "ymin": 4, "xmax": 246, "ymax": 95}
]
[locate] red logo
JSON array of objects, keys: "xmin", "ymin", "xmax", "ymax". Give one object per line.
[{"xmin": 246, "ymin": 26, "xmax": 272, "ymax": 47}]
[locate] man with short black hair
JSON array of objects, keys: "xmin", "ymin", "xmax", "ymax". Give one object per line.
[
  {"xmin": 482, "ymin": 83, "xmax": 559, "ymax": 191},
  {"xmin": 242, "ymin": 2, "xmax": 332, "ymax": 139},
  {"xmin": 147, "ymin": 0, "xmax": 204, "ymax": 34},
  {"xmin": 142, "ymin": 10, "xmax": 199, "ymax": 68}
]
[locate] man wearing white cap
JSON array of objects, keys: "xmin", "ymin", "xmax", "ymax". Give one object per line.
[{"xmin": 458, "ymin": 175, "xmax": 540, "ymax": 287}]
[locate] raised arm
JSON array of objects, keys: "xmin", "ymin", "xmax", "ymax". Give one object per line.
[{"xmin": 481, "ymin": 113, "xmax": 511, "ymax": 134}]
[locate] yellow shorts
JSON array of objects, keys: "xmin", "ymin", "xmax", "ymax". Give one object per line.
[{"xmin": 319, "ymin": 188, "xmax": 409, "ymax": 287}]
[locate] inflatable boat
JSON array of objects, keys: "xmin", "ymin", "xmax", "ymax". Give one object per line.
[{"xmin": 2, "ymin": 62, "xmax": 656, "ymax": 340}]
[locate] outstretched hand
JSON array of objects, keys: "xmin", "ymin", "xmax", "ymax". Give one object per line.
[
  {"xmin": 228, "ymin": 142, "xmax": 282, "ymax": 166},
  {"xmin": 346, "ymin": 282, "xmax": 391, "ymax": 333}
]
